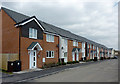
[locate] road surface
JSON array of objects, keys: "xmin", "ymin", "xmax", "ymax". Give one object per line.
[{"xmin": 29, "ymin": 59, "xmax": 118, "ymax": 82}]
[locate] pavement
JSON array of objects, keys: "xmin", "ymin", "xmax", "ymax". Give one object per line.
[
  {"xmin": 1, "ymin": 59, "xmax": 118, "ymax": 83},
  {"xmin": 29, "ymin": 59, "xmax": 118, "ymax": 82}
]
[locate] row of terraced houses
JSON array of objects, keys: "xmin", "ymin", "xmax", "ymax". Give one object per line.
[{"xmin": 0, "ymin": 7, "xmax": 115, "ymax": 71}]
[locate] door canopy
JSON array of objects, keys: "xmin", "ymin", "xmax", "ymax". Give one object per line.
[
  {"xmin": 72, "ymin": 48, "xmax": 81, "ymax": 53},
  {"xmin": 27, "ymin": 42, "xmax": 43, "ymax": 51}
]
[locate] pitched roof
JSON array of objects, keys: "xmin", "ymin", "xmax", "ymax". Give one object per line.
[
  {"xmin": 27, "ymin": 42, "xmax": 38, "ymax": 50},
  {"xmin": 2, "ymin": 7, "xmax": 29, "ymax": 23},
  {"xmin": 2, "ymin": 7, "xmax": 109, "ymax": 49},
  {"xmin": 27, "ymin": 42, "xmax": 43, "ymax": 50}
]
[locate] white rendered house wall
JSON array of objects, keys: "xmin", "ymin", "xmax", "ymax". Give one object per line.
[
  {"xmin": 59, "ymin": 36, "xmax": 68, "ymax": 62},
  {"xmin": 82, "ymin": 42, "xmax": 85, "ymax": 58}
]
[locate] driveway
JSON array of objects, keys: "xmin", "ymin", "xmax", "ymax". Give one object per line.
[{"xmin": 29, "ymin": 59, "xmax": 118, "ymax": 82}]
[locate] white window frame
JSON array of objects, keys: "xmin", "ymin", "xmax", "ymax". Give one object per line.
[
  {"xmin": 93, "ymin": 45, "xmax": 94, "ymax": 49},
  {"xmin": 87, "ymin": 44, "xmax": 89, "ymax": 48},
  {"xmin": 90, "ymin": 44, "xmax": 91, "ymax": 49},
  {"xmin": 73, "ymin": 41, "xmax": 78, "ymax": 46},
  {"xmin": 73, "ymin": 41, "xmax": 75, "ymax": 46},
  {"xmin": 46, "ymin": 34, "xmax": 54, "ymax": 42},
  {"xmin": 46, "ymin": 51, "xmax": 54, "ymax": 58},
  {"xmin": 82, "ymin": 42, "xmax": 85, "ymax": 49},
  {"xmin": 29, "ymin": 28, "xmax": 37, "ymax": 39},
  {"xmin": 76, "ymin": 42, "xmax": 78, "ymax": 47}
]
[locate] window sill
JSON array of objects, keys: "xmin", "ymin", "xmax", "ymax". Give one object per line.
[
  {"xmin": 46, "ymin": 57, "xmax": 54, "ymax": 58},
  {"xmin": 46, "ymin": 41, "xmax": 54, "ymax": 43},
  {"xmin": 29, "ymin": 37, "xmax": 37, "ymax": 40}
]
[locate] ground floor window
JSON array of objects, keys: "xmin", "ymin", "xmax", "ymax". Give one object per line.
[{"xmin": 46, "ymin": 51, "xmax": 54, "ymax": 58}]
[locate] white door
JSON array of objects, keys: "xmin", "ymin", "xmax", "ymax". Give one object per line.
[
  {"xmin": 72, "ymin": 52, "xmax": 75, "ymax": 61},
  {"xmin": 64, "ymin": 52, "xmax": 67, "ymax": 63},
  {"xmin": 30, "ymin": 50, "xmax": 37, "ymax": 69},
  {"xmin": 76, "ymin": 52, "xmax": 79, "ymax": 61},
  {"xmin": 90, "ymin": 53, "xmax": 92, "ymax": 59}
]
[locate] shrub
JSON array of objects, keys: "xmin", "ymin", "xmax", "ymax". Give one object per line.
[
  {"xmin": 67, "ymin": 61, "xmax": 79, "ymax": 64},
  {"xmin": 90, "ymin": 59, "xmax": 93, "ymax": 61},
  {"xmin": 67, "ymin": 61, "xmax": 73, "ymax": 64},
  {"xmin": 44, "ymin": 62, "xmax": 56, "ymax": 68},
  {"xmin": 72, "ymin": 61, "xmax": 76, "ymax": 64},
  {"xmin": 100, "ymin": 57, "xmax": 104, "ymax": 60},
  {"xmin": 57, "ymin": 62, "xmax": 62, "ymax": 65},
  {"xmin": 76, "ymin": 61, "xmax": 79, "ymax": 63},
  {"xmin": 62, "ymin": 62, "xmax": 67, "ymax": 65}
]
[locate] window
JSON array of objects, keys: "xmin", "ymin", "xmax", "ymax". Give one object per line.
[
  {"xmin": 46, "ymin": 34, "xmax": 54, "ymax": 42},
  {"xmin": 82, "ymin": 42, "xmax": 84, "ymax": 48},
  {"xmin": 90, "ymin": 44, "xmax": 91, "ymax": 49},
  {"xmin": 76, "ymin": 42, "xmax": 78, "ymax": 46},
  {"xmin": 73, "ymin": 41, "xmax": 75, "ymax": 46},
  {"xmin": 73, "ymin": 41, "xmax": 78, "ymax": 46},
  {"xmin": 46, "ymin": 51, "xmax": 54, "ymax": 58},
  {"xmin": 29, "ymin": 28, "xmax": 37, "ymax": 39},
  {"xmin": 93, "ymin": 46, "xmax": 94, "ymax": 49},
  {"xmin": 87, "ymin": 45, "xmax": 89, "ymax": 48}
]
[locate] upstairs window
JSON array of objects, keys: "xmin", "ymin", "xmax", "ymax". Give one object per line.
[
  {"xmin": 46, "ymin": 34, "xmax": 54, "ymax": 42},
  {"xmin": 76, "ymin": 42, "xmax": 78, "ymax": 46},
  {"xmin": 82, "ymin": 42, "xmax": 85, "ymax": 48},
  {"xmin": 29, "ymin": 28, "xmax": 37, "ymax": 39},
  {"xmin": 90, "ymin": 44, "xmax": 91, "ymax": 49},
  {"xmin": 87, "ymin": 45, "xmax": 89, "ymax": 48},
  {"xmin": 73, "ymin": 41, "xmax": 78, "ymax": 46},
  {"xmin": 93, "ymin": 45, "xmax": 94, "ymax": 49}
]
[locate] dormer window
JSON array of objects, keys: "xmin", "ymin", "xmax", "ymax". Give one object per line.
[{"xmin": 29, "ymin": 28, "xmax": 37, "ymax": 39}]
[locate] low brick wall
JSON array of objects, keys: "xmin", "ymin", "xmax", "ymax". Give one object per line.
[{"xmin": 0, "ymin": 53, "xmax": 19, "ymax": 70}]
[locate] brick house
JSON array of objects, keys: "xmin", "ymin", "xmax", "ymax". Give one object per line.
[{"xmin": 0, "ymin": 7, "xmax": 113, "ymax": 71}]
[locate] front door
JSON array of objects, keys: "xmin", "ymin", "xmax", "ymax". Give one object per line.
[
  {"xmin": 75, "ymin": 53, "xmax": 77, "ymax": 61},
  {"xmin": 76, "ymin": 52, "xmax": 79, "ymax": 61},
  {"xmin": 72, "ymin": 52, "xmax": 75, "ymax": 61},
  {"xmin": 64, "ymin": 52, "xmax": 68, "ymax": 63},
  {"xmin": 30, "ymin": 50, "xmax": 37, "ymax": 69}
]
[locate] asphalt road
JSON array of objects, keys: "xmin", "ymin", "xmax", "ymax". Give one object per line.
[{"xmin": 29, "ymin": 59, "xmax": 118, "ymax": 82}]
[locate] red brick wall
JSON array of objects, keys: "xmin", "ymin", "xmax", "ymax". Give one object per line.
[
  {"xmin": 68, "ymin": 40, "xmax": 73, "ymax": 61},
  {"xmin": 2, "ymin": 9, "xmax": 19, "ymax": 54},
  {"xmin": 42, "ymin": 33, "xmax": 59, "ymax": 64},
  {"xmin": 78, "ymin": 42, "xmax": 82, "ymax": 60},
  {"xmin": 20, "ymin": 37, "xmax": 43, "ymax": 70},
  {"xmin": 68, "ymin": 40, "xmax": 82, "ymax": 62},
  {"xmin": 20, "ymin": 33, "xmax": 59, "ymax": 70}
]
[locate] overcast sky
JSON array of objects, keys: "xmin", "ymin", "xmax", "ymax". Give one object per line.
[{"xmin": 1, "ymin": 0, "xmax": 119, "ymax": 49}]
